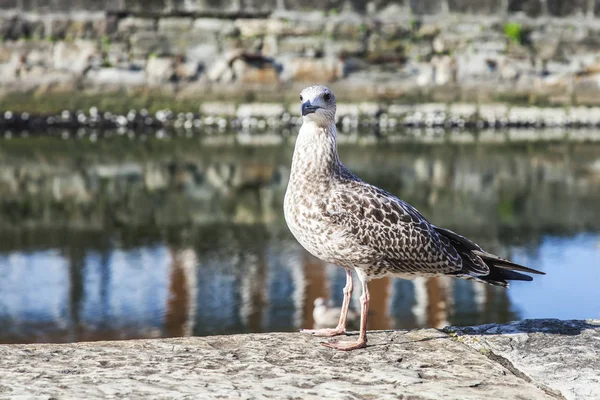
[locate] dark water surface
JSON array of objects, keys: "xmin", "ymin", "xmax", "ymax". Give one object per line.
[{"xmin": 0, "ymin": 130, "xmax": 599, "ymax": 343}]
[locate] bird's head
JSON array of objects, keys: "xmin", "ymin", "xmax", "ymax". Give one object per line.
[{"xmin": 299, "ymin": 85, "xmax": 336, "ymax": 127}]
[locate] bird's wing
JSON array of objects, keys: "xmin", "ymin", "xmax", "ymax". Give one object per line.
[{"xmin": 325, "ymin": 180, "xmax": 489, "ymax": 276}]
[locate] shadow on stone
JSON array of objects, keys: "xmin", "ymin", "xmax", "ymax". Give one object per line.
[{"xmin": 443, "ymin": 318, "xmax": 600, "ymax": 336}]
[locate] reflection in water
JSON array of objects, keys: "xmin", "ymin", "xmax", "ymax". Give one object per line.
[
  {"xmin": 0, "ymin": 136, "xmax": 599, "ymax": 343},
  {"xmin": 0, "ymin": 228, "xmax": 597, "ymax": 344}
]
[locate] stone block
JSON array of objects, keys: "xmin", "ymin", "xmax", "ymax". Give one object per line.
[
  {"xmin": 236, "ymin": 103, "xmax": 285, "ymax": 119},
  {"xmin": 449, "ymin": 103, "xmax": 477, "ymax": 117},
  {"xmin": 175, "ymin": 59, "xmax": 200, "ymax": 80},
  {"xmin": 448, "ymin": 0, "xmax": 502, "ymax": 14},
  {"xmin": 146, "ymin": 56, "xmax": 175, "ymax": 84},
  {"xmin": 200, "ymin": 102, "xmax": 237, "ymax": 116},
  {"xmin": 0, "ymin": 0, "xmax": 19, "ymax": 9},
  {"xmin": 16, "ymin": 42, "xmax": 54, "ymax": 67},
  {"xmin": 327, "ymin": 39, "xmax": 365, "ymax": 57},
  {"xmin": 455, "ymin": 52, "xmax": 497, "ymax": 82},
  {"xmin": 284, "ymin": 57, "xmax": 344, "ymax": 82},
  {"xmin": 186, "ymin": 43, "xmax": 220, "ymax": 65},
  {"xmin": 432, "ymin": 54, "xmax": 456, "ymax": 85},
  {"xmin": 206, "ymin": 55, "xmax": 232, "ymax": 82},
  {"xmin": 415, "ymin": 62, "xmax": 435, "ymax": 86},
  {"xmin": 52, "ymin": 40, "xmax": 99, "ymax": 74},
  {"xmin": 547, "ymin": 0, "xmax": 589, "ymax": 16},
  {"xmin": 0, "ymin": 45, "xmax": 12, "ymax": 63},
  {"xmin": 85, "ymin": 67, "xmax": 146, "ymax": 86},
  {"xmin": 48, "ymin": 17, "xmax": 72, "ymax": 40},
  {"xmin": 119, "ymin": 0, "xmax": 170, "ymax": 14},
  {"xmin": 478, "ymin": 104, "xmax": 509, "ymax": 120},
  {"xmin": 325, "ymin": 12, "xmax": 366, "ymax": 38},
  {"xmin": 231, "ymin": 58, "xmax": 279, "ymax": 84},
  {"xmin": 0, "ymin": 16, "xmax": 45, "ymax": 40},
  {"xmin": 0, "ymin": 62, "xmax": 18, "ymax": 82},
  {"xmin": 410, "ymin": 0, "xmax": 444, "ymax": 14},
  {"xmin": 65, "ymin": 18, "xmax": 107, "ymax": 40},
  {"xmin": 105, "ymin": 41, "xmax": 129, "ymax": 68},
  {"xmin": 235, "ymin": 17, "xmax": 324, "ymax": 37},
  {"xmin": 376, "ymin": 20, "xmax": 412, "ymax": 39},
  {"xmin": 160, "ymin": 31, "xmax": 197, "ymax": 55},
  {"xmin": 367, "ymin": 34, "xmax": 405, "ymax": 61},
  {"xmin": 261, "ymin": 35, "xmax": 278, "ymax": 57},
  {"xmin": 158, "ymin": 17, "xmax": 193, "ymax": 33},
  {"xmin": 507, "ymin": 0, "xmax": 544, "ymax": 17},
  {"xmin": 117, "ymin": 17, "xmax": 156, "ymax": 35},
  {"xmin": 130, "ymin": 31, "xmax": 171, "ymax": 57},
  {"xmin": 234, "ymin": 19, "xmax": 271, "ymax": 37},
  {"xmin": 375, "ymin": 4, "xmax": 412, "ymax": 22},
  {"xmin": 278, "ymin": 36, "xmax": 325, "ymax": 57},
  {"xmin": 179, "ymin": 0, "xmax": 277, "ymax": 15},
  {"xmin": 193, "ymin": 18, "xmax": 237, "ymax": 36}
]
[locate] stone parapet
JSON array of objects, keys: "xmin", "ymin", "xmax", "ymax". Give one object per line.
[{"xmin": 0, "ymin": 319, "xmax": 597, "ymax": 399}]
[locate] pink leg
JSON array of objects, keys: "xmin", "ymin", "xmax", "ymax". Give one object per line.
[
  {"xmin": 322, "ymin": 272, "xmax": 369, "ymax": 350},
  {"xmin": 300, "ymin": 269, "xmax": 353, "ymax": 337}
]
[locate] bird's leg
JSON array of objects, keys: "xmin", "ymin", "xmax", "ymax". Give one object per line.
[
  {"xmin": 322, "ymin": 272, "xmax": 369, "ymax": 350},
  {"xmin": 300, "ymin": 268, "xmax": 353, "ymax": 337}
]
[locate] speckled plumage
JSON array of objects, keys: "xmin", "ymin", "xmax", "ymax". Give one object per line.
[{"xmin": 284, "ymin": 85, "xmax": 544, "ymax": 350}]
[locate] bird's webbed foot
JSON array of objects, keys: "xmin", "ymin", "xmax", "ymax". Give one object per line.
[{"xmin": 321, "ymin": 337, "xmax": 367, "ymax": 351}]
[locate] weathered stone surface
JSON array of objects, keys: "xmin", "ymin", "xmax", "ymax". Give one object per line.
[
  {"xmin": 447, "ymin": 319, "xmax": 600, "ymax": 400},
  {"xmin": 0, "ymin": 319, "xmax": 596, "ymax": 399}
]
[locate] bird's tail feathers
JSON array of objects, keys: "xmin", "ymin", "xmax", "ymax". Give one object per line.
[{"xmin": 433, "ymin": 226, "xmax": 545, "ymax": 287}]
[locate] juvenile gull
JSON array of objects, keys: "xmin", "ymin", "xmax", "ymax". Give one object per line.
[{"xmin": 283, "ymin": 85, "xmax": 545, "ymax": 351}]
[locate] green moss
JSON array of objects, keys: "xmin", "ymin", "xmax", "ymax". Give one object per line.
[
  {"xmin": 498, "ymin": 198, "xmax": 515, "ymax": 222},
  {"xmin": 101, "ymin": 35, "xmax": 111, "ymax": 52},
  {"xmin": 0, "ymin": 92, "xmax": 205, "ymax": 115},
  {"xmin": 504, "ymin": 22, "xmax": 522, "ymax": 44}
]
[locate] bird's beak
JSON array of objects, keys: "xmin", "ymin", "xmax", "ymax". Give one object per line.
[{"xmin": 302, "ymin": 101, "xmax": 320, "ymax": 116}]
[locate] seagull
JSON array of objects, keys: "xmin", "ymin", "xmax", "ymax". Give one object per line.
[{"xmin": 283, "ymin": 85, "xmax": 545, "ymax": 351}]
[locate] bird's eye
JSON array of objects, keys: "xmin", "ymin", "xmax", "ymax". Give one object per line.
[
  {"xmin": 300, "ymin": 95, "xmax": 303, "ymax": 102},
  {"xmin": 324, "ymin": 93, "xmax": 331, "ymax": 101}
]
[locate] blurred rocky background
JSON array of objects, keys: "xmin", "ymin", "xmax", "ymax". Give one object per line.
[{"xmin": 2, "ymin": 0, "xmax": 600, "ymax": 110}]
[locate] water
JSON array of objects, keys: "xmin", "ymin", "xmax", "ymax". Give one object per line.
[{"xmin": 0, "ymin": 130, "xmax": 599, "ymax": 343}]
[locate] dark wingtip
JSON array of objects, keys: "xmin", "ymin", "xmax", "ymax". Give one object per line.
[{"xmin": 472, "ymin": 250, "xmax": 545, "ymax": 275}]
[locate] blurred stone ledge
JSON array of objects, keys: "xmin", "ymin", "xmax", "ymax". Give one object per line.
[
  {"xmin": 5, "ymin": 100, "xmax": 600, "ymax": 135},
  {"xmin": 0, "ymin": 319, "xmax": 597, "ymax": 399}
]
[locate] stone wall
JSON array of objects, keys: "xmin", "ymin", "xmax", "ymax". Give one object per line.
[{"xmin": 2, "ymin": 1, "xmax": 600, "ymax": 105}]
